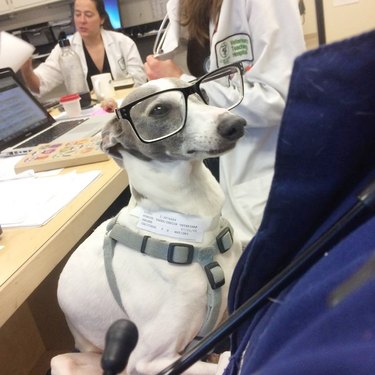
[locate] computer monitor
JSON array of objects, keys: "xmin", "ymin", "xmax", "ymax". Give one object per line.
[{"xmin": 104, "ymin": 0, "xmax": 122, "ymax": 30}]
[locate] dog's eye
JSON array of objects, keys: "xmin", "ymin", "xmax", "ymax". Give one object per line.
[{"xmin": 149, "ymin": 104, "xmax": 170, "ymax": 117}]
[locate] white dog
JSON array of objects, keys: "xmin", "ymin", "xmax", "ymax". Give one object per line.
[{"xmin": 51, "ymin": 76, "xmax": 246, "ymax": 375}]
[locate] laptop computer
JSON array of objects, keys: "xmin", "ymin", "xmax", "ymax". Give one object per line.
[{"xmin": 0, "ymin": 67, "xmax": 113, "ymax": 157}]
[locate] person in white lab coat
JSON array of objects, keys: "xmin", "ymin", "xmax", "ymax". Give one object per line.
[
  {"xmin": 145, "ymin": 0, "xmax": 306, "ymax": 247},
  {"xmin": 21, "ymin": 0, "xmax": 146, "ymax": 99}
]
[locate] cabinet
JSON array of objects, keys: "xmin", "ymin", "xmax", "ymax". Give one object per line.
[
  {"xmin": 0, "ymin": 0, "xmax": 60, "ymax": 15},
  {"xmin": 0, "ymin": 0, "xmax": 12, "ymax": 13}
]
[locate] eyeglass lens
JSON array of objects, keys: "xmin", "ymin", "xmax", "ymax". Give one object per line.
[
  {"xmin": 129, "ymin": 91, "xmax": 186, "ymax": 142},
  {"xmin": 198, "ymin": 66, "xmax": 243, "ymax": 110}
]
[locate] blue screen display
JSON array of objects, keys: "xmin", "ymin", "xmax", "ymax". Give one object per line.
[{"xmin": 104, "ymin": 0, "xmax": 122, "ymax": 29}]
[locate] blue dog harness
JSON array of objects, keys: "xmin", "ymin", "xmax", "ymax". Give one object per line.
[{"xmin": 103, "ymin": 214, "xmax": 234, "ymax": 350}]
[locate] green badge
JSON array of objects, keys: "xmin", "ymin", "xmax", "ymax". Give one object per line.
[{"xmin": 215, "ymin": 33, "xmax": 253, "ymax": 67}]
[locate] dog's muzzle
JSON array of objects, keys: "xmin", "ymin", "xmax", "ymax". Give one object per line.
[{"xmin": 217, "ymin": 114, "xmax": 246, "ymax": 141}]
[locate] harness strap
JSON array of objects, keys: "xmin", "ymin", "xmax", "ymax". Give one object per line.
[
  {"xmin": 103, "ymin": 232, "xmax": 124, "ymax": 311},
  {"xmin": 103, "ymin": 215, "xmax": 234, "ymax": 351}
]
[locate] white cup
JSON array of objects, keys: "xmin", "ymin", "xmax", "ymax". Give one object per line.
[
  {"xmin": 91, "ymin": 73, "xmax": 115, "ymax": 101},
  {"xmin": 60, "ymin": 93, "xmax": 82, "ymax": 117}
]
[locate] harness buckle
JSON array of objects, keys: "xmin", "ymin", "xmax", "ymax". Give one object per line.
[
  {"xmin": 216, "ymin": 227, "xmax": 233, "ymax": 253},
  {"xmin": 167, "ymin": 243, "xmax": 194, "ymax": 264},
  {"xmin": 205, "ymin": 262, "xmax": 225, "ymax": 289}
]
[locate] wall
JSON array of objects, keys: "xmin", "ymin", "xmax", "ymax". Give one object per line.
[
  {"xmin": 300, "ymin": 0, "xmax": 374, "ymax": 46},
  {"xmin": 0, "ymin": 0, "xmax": 166, "ymax": 32},
  {"xmin": 323, "ymin": 0, "xmax": 375, "ymax": 43},
  {"xmin": 302, "ymin": 0, "xmax": 318, "ymax": 36},
  {"xmin": 119, "ymin": 0, "xmax": 166, "ymax": 28},
  {"xmin": 0, "ymin": 0, "xmax": 72, "ymax": 31}
]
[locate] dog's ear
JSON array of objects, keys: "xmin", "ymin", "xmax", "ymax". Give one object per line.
[{"xmin": 101, "ymin": 118, "xmax": 124, "ymax": 165}]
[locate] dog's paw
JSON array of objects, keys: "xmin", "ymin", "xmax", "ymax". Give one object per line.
[{"xmin": 50, "ymin": 352, "xmax": 103, "ymax": 375}]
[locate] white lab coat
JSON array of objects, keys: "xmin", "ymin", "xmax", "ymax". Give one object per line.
[
  {"xmin": 158, "ymin": 0, "xmax": 306, "ymax": 246},
  {"xmin": 35, "ymin": 29, "xmax": 146, "ymax": 97}
]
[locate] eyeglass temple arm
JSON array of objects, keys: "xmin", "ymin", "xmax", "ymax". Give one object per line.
[
  {"xmin": 153, "ymin": 15, "xmax": 170, "ymax": 56},
  {"xmin": 199, "ymin": 63, "xmax": 248, "ymax": 82}
]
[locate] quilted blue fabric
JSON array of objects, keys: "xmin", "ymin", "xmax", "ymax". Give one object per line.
[{"xmin": 225, "ymin": 29, "xmax": 375, "ymax": 375}]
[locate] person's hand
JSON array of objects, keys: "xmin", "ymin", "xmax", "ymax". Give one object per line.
[
  {"xmin": 19, "ymin": 58, "xmax": 41, "ymax": 94},
  {"xmin": 100, "ymin": 98, "xmax": 117, "ymax": 113},
  {"xmin": 144, "ymin": 55, "xmax": 183, "ymax": 81},
  {"xmin": 20, "ymin": 58, "xmax": 33, "ymax": 76}
]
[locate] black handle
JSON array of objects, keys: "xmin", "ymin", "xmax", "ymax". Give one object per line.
[{"xmin": 101, "ymin": 319, "xmax": 138, "ymax": 375}]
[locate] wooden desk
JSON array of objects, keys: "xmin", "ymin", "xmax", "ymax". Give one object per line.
[
  {"xmin": 0, "ymin": 159, "xmax": 128, "ymax": 327},
  {"xmin": 0, "ymin": 159, "xmax": 128, "ymax": 374},
  {"xmin": 0, "ymin": 84, "xmax": 132, "ymax": 375},
  {"xmin": 46, "ymin": 86, "xmax": 134, "ymax": 118}
]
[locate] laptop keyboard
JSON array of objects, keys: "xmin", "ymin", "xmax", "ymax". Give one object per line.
[{"xmin": 19, "ymin": 118, "xmax": 88, "ymax": 148}]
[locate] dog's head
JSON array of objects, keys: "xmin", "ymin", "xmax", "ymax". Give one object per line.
[{"xmin": 101, "ymin": 78, "xmax": 246, "ymax": 163}]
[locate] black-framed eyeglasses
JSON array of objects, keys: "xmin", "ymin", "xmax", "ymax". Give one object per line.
[{"xmin": 115, "ymin": 61, "xmax": 247, "ymax": 143}]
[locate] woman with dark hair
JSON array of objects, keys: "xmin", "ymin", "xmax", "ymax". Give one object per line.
[
  {"xmin": 90, "ymin": 0, "xmax": 115, "ymax": 31},
  {"xmin": 21, "ymin": 0, "xmax": 146, "ymax": 98}
]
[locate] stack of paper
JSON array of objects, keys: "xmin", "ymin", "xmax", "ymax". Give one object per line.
[{"xmin": 0, "ymin": 170, "xmax": 101, "ymax": 227}]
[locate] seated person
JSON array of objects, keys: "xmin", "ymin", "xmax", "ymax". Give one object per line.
[{"xmin": 20, "ymin": 0, "xmax": 146, "ymax": 101}]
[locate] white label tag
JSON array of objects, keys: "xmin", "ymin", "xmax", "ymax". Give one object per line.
[{"xmin": 136, "ymin": 208, "xmax": 211, "ymax": 242}]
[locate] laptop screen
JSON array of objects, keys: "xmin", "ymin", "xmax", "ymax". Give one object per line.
[{"xmin": 0, "ymin": 68, "xmax": 54, "ymax": 152}]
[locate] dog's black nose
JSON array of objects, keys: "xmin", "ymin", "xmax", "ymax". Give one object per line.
[{"xmin": 217, "ymin": 114, "xmax": 246, "ymax": 141}]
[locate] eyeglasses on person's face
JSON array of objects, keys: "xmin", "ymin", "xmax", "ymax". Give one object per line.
[{"xmin": 115, "ymin": 61, "xmax": 247, "ymax": 143}]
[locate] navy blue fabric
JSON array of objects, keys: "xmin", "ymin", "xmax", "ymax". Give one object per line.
[{"xmin": 225, "ymin": 29, "xmax": 375, "ymax": 374}]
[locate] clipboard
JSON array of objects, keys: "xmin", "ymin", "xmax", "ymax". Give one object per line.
[{"xmin": 15, "ymin": 135, "xmax": 108, "ymax": 173}]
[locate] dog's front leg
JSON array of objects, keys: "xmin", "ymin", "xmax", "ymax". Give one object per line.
[
  {"xmin": 129, "ymin": 355, "xmax": 218, "ymax": 375},
  {"xmin": 51, "ymin": 352, "xmax": 104, "ymax": 375},
  {"xmin": 51, "ymin": 352, "xmax": 218, "ymax": 375}
]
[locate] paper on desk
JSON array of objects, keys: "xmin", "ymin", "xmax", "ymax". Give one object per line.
[
  {"xmin": 0, "ymin": 155, "xmax": 62, "ymax": 181},
  {"xmin": 0, "ymin": 170, "xmax": 101, "ymax": 227},
  {"xmin": 0, "ymin": 31, "xmax": 35, "ymax": 72}
]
